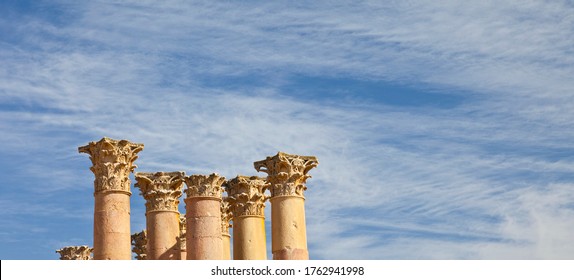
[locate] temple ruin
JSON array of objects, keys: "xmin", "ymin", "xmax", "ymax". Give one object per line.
[{"xmin": 56, "ymin": 137, "xmax": 318, "ymax": 260}]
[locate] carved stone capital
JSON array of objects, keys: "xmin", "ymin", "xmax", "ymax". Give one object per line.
[
  {"xmin": 78, "ymin": 137, "xmax": 144, "ymax": 194},
  {"xmin": 135, "ymin": 172, "xmax": 185, "ymax": 212},
  {"xmin": 178, "ymin": 216, "xmax": 186, "ymax": 251},
  {"xmin": 226, "ymin": 176, "xmax": 269, "ymax": 217},
  {"xmin": 184, "ymin": 173, "xmax": 225, "ymax": 199},
  {"xmin": 254, "ymin": 152, "xmax": 318, "ymax": 198},
  {"xmin": 56, "ymin": 246, "xmax": 93, "ymax": 260},
  {"xmin": 220, "ymin": 197, "xmax": 232, "ymax": 234},
  {"xmin": 131, "ymin": 230, "xmax": 147, "ymax": 260}
]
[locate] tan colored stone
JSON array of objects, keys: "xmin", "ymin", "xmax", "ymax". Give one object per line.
[
  {"xmin": 254, "ymin": 152, "xmax": 318, "ymax": 198},
  {"xmin": 78, "ymin": 137, "xmax": 144, "ymax": 195},
  {"xmin": 135, "ymin": 172, "xmax": 185, "ymax": 213},
  {"xmin": 254, "ymin": 152, "xmax": 318, "ymax": 260},
  {"xmin": 135, "ymin": 172, "xmax": 184, "ymax": 260},
  {"xmin": 131, "ymin": 230, "xmax": 147, "ymax": 260},
  {"xmin": 56, "ymin": 246, "xmax": 93, "ymax": 260},
  {"xmin": 184, "ymin": 173, "xmax": 225, "ymax": 260},
  {"xmin": 79, "ymin": 137, "xmax": 143, "ymax": 260},
  {"xmin": 220, "ymin": 197, "xmax": 232, "ymax": 260},
  {"xmin": 178, "ymin": 216, "xmax": 186, "ymax": 260},
  {"xmin": 226, "ymin": 176, "xmax": 269, "ymax": 260}
]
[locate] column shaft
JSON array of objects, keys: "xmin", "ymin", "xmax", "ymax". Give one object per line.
[
  {"xmin": 234, "ymin": 216, "xmax": 267, "ymax": 259},
  {"xmin": 184, "ymin": 173, "xmax": 225, "ymax": 260},
  {"xmin": 222, "ymin": 234, "xmax": 231, "ymax": 260},
  {"xmin": 146, "ymin": 211, "xmax": 180, "ymax": 259},
  {"xmin": 135, "ymin": 171, "xmax": 184, "ymax": 260},
  {"xmin": 226, "ymin": 175, "xmax": 268, "ymax": 260},
  {"xmin": 185, "ymin": 198, "xmax": 223, "ymax": 259},
  {"xmin": 94, "ymin": 192, "xmax": 131, "ymax": 260},
  {"xmin": 79, "ymin": 137, "xmax": 143, "ymax": 260},
  {"xmin": 254, "ymin": 152, "xmax": 318, "ymax": 260},
  {"xmin": 270, "ymin": 197, "xmax": 307, "ymax": 259}
]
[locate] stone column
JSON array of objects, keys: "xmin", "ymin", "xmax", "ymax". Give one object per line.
[
  {"xmin": 254, "ymin": 152, "xmax": 318, "ymax": 260},
  {"xmin": 56, "ymin": 246, "xmax": 93, "ymax": 260},
  {"xmin": 178, "ymin": 216, "xmax": 186, "ymax": 260},
  {"xmin": 79, "ymin": 137, "xmax": 144, "ymax": 260},
  {"xmin": 131, "ymin": 230, "xmax": 147, "ymax": 260},
  {"xmin": 184, "ymin": 173, "xmax": 225, "ymax": 260},
  {"xmin": 226, "ymin": 176, "xmax": 269, "ymax": 260},
  {"xmin": 135, "ymin": 172, "xmax": 184, "ymax": 260},
  {"xmin": 220, "ymin": 197, "xmax": 232, "ymax": 260}
]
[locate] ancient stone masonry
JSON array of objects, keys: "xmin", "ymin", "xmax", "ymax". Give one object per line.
[
  {"xmin": 79, "ymin": 137, "xmax": 143, "ymax": 260},
  {"xmin": 65, "ymin": 139, "xmax": 320, "ymax": 261},
  {"xmin": 220, "ymin": 197, "xmax": 232, "ymax": 260},
  {"xmin": 131, "ymin": 230, "xmax": 147, "ymax": 260},
  {"xmin": 79, "ymin": 137, "xmax": 144, "ymax": 194},
  {"xmin": 56, "ymin": 246, "xmax": 93, "ymax": 260},
  {"xmin": 135, "ymin": 171, "xmax": 185, "ymax": 260},
  {"xmin": 254, "ymin": 152, "xmax": 318, "ymax": 260},
  {"xmin": 226, "ymin": 176, "xmax": 269, "ymax": 260},
  {"xmin": 184, "ymin": 173, "xmax": 226, "ymax": 260},
  {"xmin": 178, "ymin": 216, "xmax": 186, "ymax": 260},
  {"xmin": 254, "ymin": 152, "xmax": 318, "ymax": 198},
  {"xmin": 135, "ymin": 172, "xmax": 185, "ymax": 213}
]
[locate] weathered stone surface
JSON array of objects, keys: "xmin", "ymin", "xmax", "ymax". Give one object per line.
[
  {"xmin": 178, "ymin": 215, "xmax": 186, "ymax": 260},
  {"xmin": 131, "ymin": 230, "xmax": 147, "ymax": 260},
  {"xmin": 254, "ymin": 152, "xmax": 318, "ymax": 198},
  {"xmin": 79, "ymin": 137, "xmax": 144, "ymax": 194},
  {"xmin": 56, "ymin": 246, "xmax": 93, "ymax": 260},
  {"xmin": 135, "ymin": 172, "xmax": 184, "ymax": 212},
  {"xmin": 226, "ymin": 175, "xmax": 269, "ymax": 260},
  {"xmin": 184, "ymin": 173, "xmax": 226, "ymax": 260},
  {"xmin": 225, "ymin": 176, "xmax": 269, "ymax": 217},
  {"xmin": 220, "ymin": 197, "xmax": 232, "ymax": 260},
  {"xmin": 220, "ymin": 197, "xmax": 232, "ymax": 235},
  {"xmin": 79, "ymin": 137, "xmax": 143, "ymax": 260},
  {"xmin": 134, "ymin": 172, "xmax": 183, "ymax": 260},
  {"xmin": 254, "ymin": 152, "xmax": 318, "ymax": 260},
  {"xmin": 184, "ymin": 173, "xmax": 225, "ymax": 198}
]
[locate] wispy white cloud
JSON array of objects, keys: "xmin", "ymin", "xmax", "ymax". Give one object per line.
[{"xmin": 0, "ymin": 0, "xmax": 573, "ymax": 259}]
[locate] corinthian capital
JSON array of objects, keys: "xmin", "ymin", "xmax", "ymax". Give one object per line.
[
  {"xmin": 135, "ymin": 172, "xmax": 185, "ymax": 212},
  {"xmin": 131, "ymin": 230, "xmax": 147, "ymax": 260},
  {"xmin": 184, "ymin": 173, "xmax": 225, "ymax": 199},
  {"xmin": 226, "ymin": 176, "xmax": 269, "ymax": 217},
  {"xmin": 56, "ymin": 245, "xmax": 93, "ymax": 260},
  {"xmin": 253, "ymin": 152, "xmax": 318, "ymax": 198},
  {"xmin": 78, "ymin": 137, "xmax": 144, "ymax": 194},
  {"xmin": 220, "ymin": 197, "xmax": 232, "ymax": 234}
]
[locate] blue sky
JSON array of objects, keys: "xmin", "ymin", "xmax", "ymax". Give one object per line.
[{"xmin": 1, "ymin": 0, "xmax": 573, "ymax": 260}]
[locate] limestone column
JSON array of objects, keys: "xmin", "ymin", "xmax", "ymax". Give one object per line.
[
  {"xmin": 79, "ymin": 137, "xmax": 144, "ymax": 260},
  {"xmin": 135, "ymin": 171, "xmax": 184, "ymax": 260},
  {"xmin": 131, "ymin": 230, "xmax": 147, "ymax": 260},
  {"xmin": 254, "ymin": 152, "xmax": 318, "ymax": 260},
  {"xmin": 178, "ymin": 216, "xmax": 186, "ymax": 260},
  {"xmin": 56, "ymin": 246, "xmax": 93, "ymax": 260},
  {"xmin": 226, "ymin": 176, "xmax": 269, "ymax": 260},
  {"xmin": 184, "ymin": 173, "xmax": 225, "ymax": 260},
  {"xmin": 220, "ymin": 197, "xmax": 232, "ymax": 260}
]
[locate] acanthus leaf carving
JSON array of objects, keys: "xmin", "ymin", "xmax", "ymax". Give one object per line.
[
  {"xmin": 56, "ymin": 245, "xmax": 93, "ymax": 260},
  {"xmin": 134, "ymin": 171, "xmax": 185, "ymax": 212},
  {"xmin": 184, "ymin": 173, "xmax": 225, "ymax": 199},
  {"xmin": 225, "ymin": 176, "xmax": 269, "ymax": 217},
  {"xmin": 131, "ymin": 230, "xmax": 147, "ymax": 260},
  {"xmin": 78, "ymin": 137, "xmax": 144, "ymax": 194},
  {"xmin": 220, "ymin": 197, "xmax": 232, "ymax": 234},
  {"xmin": 253, "ymin": 152, "xmax": 318, "ymax": 198}
]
